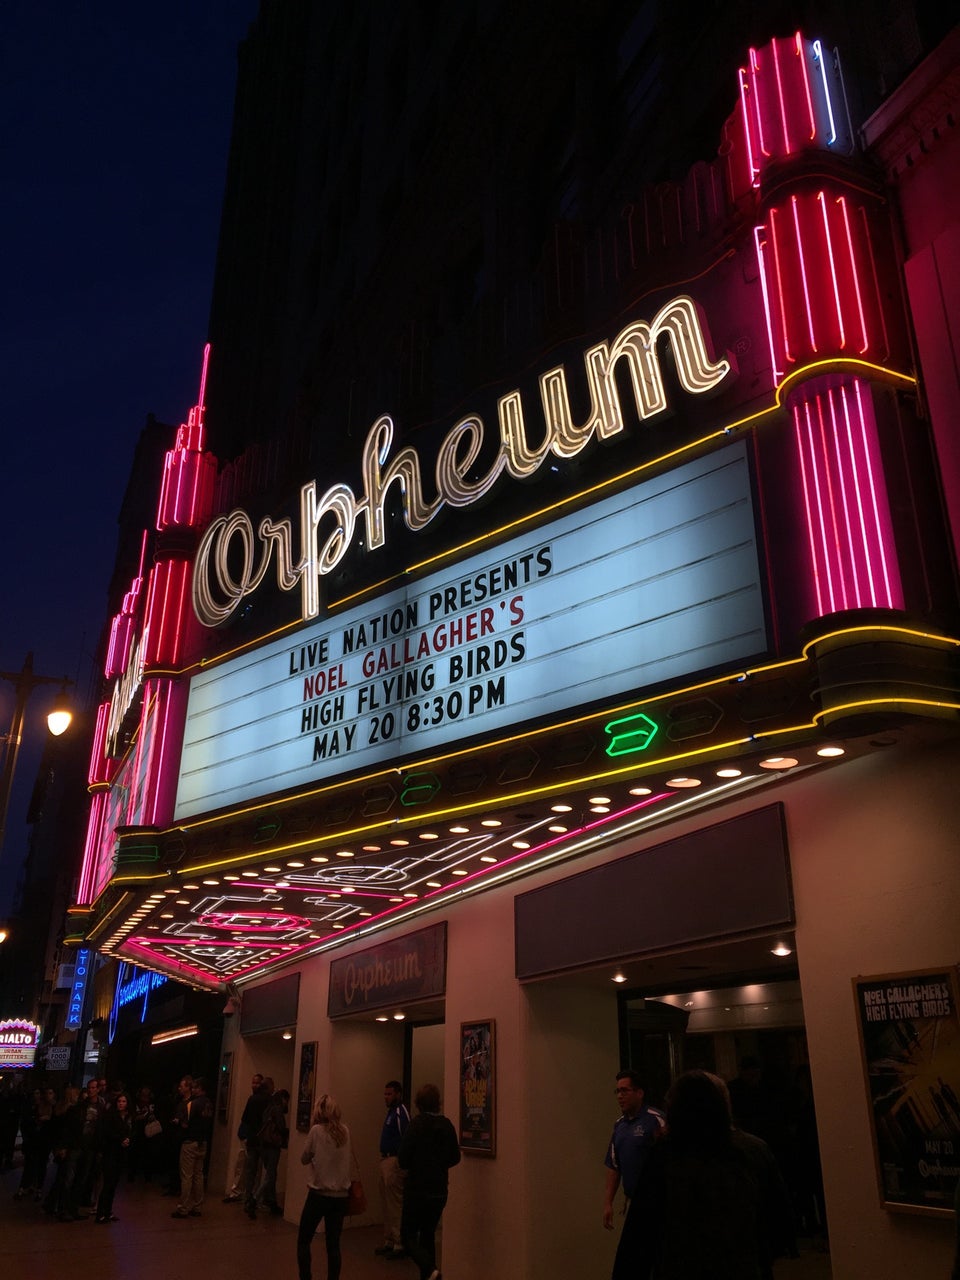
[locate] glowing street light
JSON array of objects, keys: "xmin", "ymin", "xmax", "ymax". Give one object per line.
[{"xmin": 0, "ymin": 653, "xmax": 73, "ymax": 862}]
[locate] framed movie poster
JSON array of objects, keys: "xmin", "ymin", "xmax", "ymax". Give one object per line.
[
  {"xmin": 854, "ymin": 967, "xmax": 960, "ymax": 1216},
  {"xmin": 459, "ymin": 1019, "xmax": 495, "ymax": 1156},
  {"xmin": 297, "ymin": 1041, "xmax": 317, "ymax": 1133}
]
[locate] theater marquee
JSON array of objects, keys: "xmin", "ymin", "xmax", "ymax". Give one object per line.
[{"xmin": 175, "ymin": 441, "xmax": 764, "ymax": 818}]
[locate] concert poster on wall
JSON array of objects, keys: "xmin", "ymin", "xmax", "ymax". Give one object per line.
[
  {"xmin": 459, "ymin": 1019, "xmax": 495, "ymax": 1156},
  {"xmin": 853, "ymin": 967, "xmax": 960, "ymax": 1216},
  {"xmin": 296, "ymin": 1041, "xmax": 317, "ymax": 1133}
]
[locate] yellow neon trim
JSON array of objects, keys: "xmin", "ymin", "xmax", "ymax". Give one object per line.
[
  {"xmin": 86, "ymin": 892, "xmax": 136, "ymax": 942},
  {"xmin": 802, "ymin": 624, "xmax": 960, "ymax": 660},
  {"xmin": 176, "ymin": 736, "xmax": 771, "ymax": 874},
  {"xmin": 814, "ymin": 697, "xmax": 960, "ymax": 723},
  {"xmin": 169, "ymin": 654, "xmax": 810, "ymax": 837}
]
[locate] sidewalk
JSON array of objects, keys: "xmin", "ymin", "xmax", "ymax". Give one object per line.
[
  {"xmin": 0, "ymin": 1157, "xmax": 832, "ymax": 1279},
  {"xmin": 0, "ymin": 1160, "xmax": 389, "ymax": 1280}
]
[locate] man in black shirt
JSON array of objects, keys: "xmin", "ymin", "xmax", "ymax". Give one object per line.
[{"xmin": 398, "ymin": 1084, "xmax": 460, "ymax": 1280}]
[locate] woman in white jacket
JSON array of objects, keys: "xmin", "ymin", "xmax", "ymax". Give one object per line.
[{"xmin": 297, "ymin": 1094, "xmax": 352, "ymax": 1280}]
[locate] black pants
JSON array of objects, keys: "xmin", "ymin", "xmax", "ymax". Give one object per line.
[
  {"xmin": 401, "ymin": 1191, "xmax": 447, "ymax": 1279},
  {"xmin": 297, "ymin": 1189, "xmax": 346, "ymax": 1280}
]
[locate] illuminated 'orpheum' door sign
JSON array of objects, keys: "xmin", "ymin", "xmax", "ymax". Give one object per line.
[
  {"xmin": 0, "ymin": 1019, "xmax": 42, "ymax": 1069},
  {"xmin": 192, "ymin": 295, "xmax": 731, "ymax": 628},
  {"xmin": 327, "ymin": 922, "xmax": 447, "ymax": 1017},
  {"xmin": 176, "ymin": 441, "xmax": 764, "ymax": 818}
]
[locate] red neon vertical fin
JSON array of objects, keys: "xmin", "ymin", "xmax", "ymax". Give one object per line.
[
  {"xmin": 791, "ymin": 196, "xmax": 817, "ymax": 352},
  {"xmin": 793, "ymin": 402, "xmax": 825, "ymax": 615}
]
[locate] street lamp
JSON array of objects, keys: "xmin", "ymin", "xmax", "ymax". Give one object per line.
[{"xmin": 0, "ymin": 653, "xmax": 73, "ymax": 861}]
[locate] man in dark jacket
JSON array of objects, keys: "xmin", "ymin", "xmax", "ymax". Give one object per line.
[
  {"xmin": 240, "ymin": 1074, "xmax": 273, "ymax": 1219},
  {"xmin": 398, "ymin": 1083, "xmax": 461, "ymax": 1280}
]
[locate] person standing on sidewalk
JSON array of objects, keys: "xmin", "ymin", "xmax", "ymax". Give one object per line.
[
  {"xmin": 397, "ymin": 1084, "xmax": 461, "ymax": 1280},
  {"xmin": 297, "ymin": 1093, "xmax": 353, "ymax": 1280},
  {"xmin": 171, "ymin": 1077, "xmax": 213, "ymax": 1219},
  {"xmin": 375, "ymin": 1079, "xmax": 410, "ymax": 1259},
  {"xmin": 95, "ymin": 1092, "xmax": 132, "ymax": 1223},
  {"xmin": 256, "ymin": 1087, "xmax": 289, "ymax": 1213},
  {"xmin": 241, "ymin": 1074, "xmax": 274, "ymax": 1219}
]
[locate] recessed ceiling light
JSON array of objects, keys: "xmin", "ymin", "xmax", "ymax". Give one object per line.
[
  {"xmin": 282, "ymin": 1032, "xmax": 293, "ymax": 1040},
  {"xmin": 389, "ymin": 896, "xmax": 403, "ymax": 903},
  {"xmin": 361, "ymin": 845, "xmax": 380, "ymax": 853},
  {"xmin": 481, "ymin": 819, "xmax": 501, "ymax": 828},
  {"xmin": 160, "ymin": 913, "xmax": 174, "ymax": 920},
  {"xmin": 666, "ymin": 776, "xmax": 701, "ymax": 788},
  {"xmin": 287, "ymin": 861, "xmax": 305, "ymax": 868},
  {"xmin": 275, "ymin": 880, "xmax": 290, "ymax": 888},
  {"xmin": 817, "ymin": 745, "xmax": 845, "ymax": 758},
  {"xmin": 376, "ymin": 1016, "xmax": 389, "ymax": 1023},
  {"xmin": 452, "ymin": 869, "xmax": 468, "ymax": 877},
  {"xmin": 425, "ymin": 880, "xmax": 443, "ymax": 888},
  {"xmin": 590, "ymin": 805, "xmax": 610, "ymax": 814},
  {"xmin": 628, "ymin": 786, "xmax": 652, "ymax": 796},
  {"xmin": 336, "ymin": 850, "xmax": 354, "ymax": 858},
  {"xmin": 264, "ymin": 866, "xmax": 282, "ymax": 873},
  {"xmin": 548, "ymin": 824, "xmax": 568, "ymax": 833},
  {"xmin": 223, "ymin": 874, "xmax": 239, "ymax": 881},
  {"xmin": 176, "ymin": 899, "xmax": 190, "ymax": 906},
  {"xmin": 589, "ymin": 796, "xmax": 611, "ymax": 805},
  {"xmin": 242, "ymin": 870, "xmax": 259, "ymax": 877},
  {"xmin": 420, "ymin": 832, "xmax": 439, "ymax": 840},
  {"xmin": 449, "ymin": 825, "xmax": 469, "ymax": 834},
  {"xmin": 511, "ymin": 840, "xmax": 530, "ymax": 849},
  {"xmin": 164, "ymin": 888, "xmax": 179, "ymax": 894},
  {"xmin": 716, "ymin": 767, "xmax": 742, "ymax": 778},
  {"xmin": 182, "ymin": 883, "xmax": 200, "ymax": 890},
  {"xmin": 341, "ymin": 886, "xmax": 355, "ymax": 894},
  {"xmin": 771, "ymin": 943, "xmax": 793, "ymax": 957},
  {"xmin": 390, "ymin": 838, "xmax": 410, "ymax": 847},
  {"xmin": 202, "ymin": 879, "xmax": 219, "ymax": 886},
  {"xmin": 393, "ymin": 1013, "xmax": 405, "ymax": 1021},
  {"xmin": 403, "ymin": 892, "xmax": 418, "ymax": 899},
  {"xmin": 551, "ymin": 804, "xmax": 572, "ymax": 813},
  {"xmin": 612, "ymin": 972, "xmax": 627, "ymax": 984},
  {"xmin": 479, "ymin": 855, "xmax": 497, "ymax": 863},
  {"xmin": 359, "ymin": 911, "xmax": 372, "ymax": 917},
  {"xmin": 311, "ymin": 855, "xmax": 330, "ymax": 863},
  {"xmin": 760, "ymin": 756, "xmax": 798, "ymax": 769}
]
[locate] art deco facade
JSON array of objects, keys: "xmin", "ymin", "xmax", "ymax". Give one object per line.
[{"xmin": 69, "ymin": 5, "xmax": 960, "ymax": 1276}]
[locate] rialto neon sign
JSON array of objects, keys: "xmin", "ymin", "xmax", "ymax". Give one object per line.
[{"xmin": 192, "ymin": 295, "xmax": 730, "ymax": 627}]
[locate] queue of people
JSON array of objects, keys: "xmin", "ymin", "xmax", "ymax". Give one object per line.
[
  {"xmin": 2, "ymin": 1077, "xmax": 136, "ymax": 1222},
  {"xmin": 1, "ymin": 1069, "xmax": 460, "ymax": 1280}
]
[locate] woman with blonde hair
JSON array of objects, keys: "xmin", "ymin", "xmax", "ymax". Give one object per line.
[{"xmin": 297, "ymin": 1093, "xmax": 353, "ymax": 1280}]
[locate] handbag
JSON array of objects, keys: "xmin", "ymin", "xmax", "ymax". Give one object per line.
[
  {"xmin": 346, "ymin": 1177, "xmax": 366, "ymax": 1215},
  {"xmin": 346, "ymin": 1152, "xmax": 366, "ymax": 1214},
  {"xmin": 144, "ymin": 1118, "xmax": 162, "ymax": 1139}
]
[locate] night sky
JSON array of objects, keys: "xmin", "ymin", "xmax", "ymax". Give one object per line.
[{"xmin": 0, "ymin": 3, "xmax": 260, "ymax": 913}]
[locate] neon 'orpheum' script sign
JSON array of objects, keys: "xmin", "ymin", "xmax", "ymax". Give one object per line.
[{"xmin": 193, "ymin": 296, "xmax": 730, "ymax": 627}]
